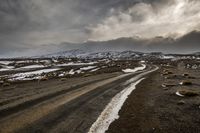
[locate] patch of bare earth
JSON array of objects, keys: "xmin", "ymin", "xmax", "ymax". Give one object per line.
[{"xmin": 107, "ymin": 66, "xmax": 200, "ymax": 133}]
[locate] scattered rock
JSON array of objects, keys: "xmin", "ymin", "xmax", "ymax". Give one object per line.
[
  {"xmin": 163, "ymin": 69, "xmax": 169, "ymax": 73},
  {"xmin": 176, "ymin": 91, "xmax": 184, "ymax": 97},
  {"xmin": 2, "ymin": 82, "xmax": 11, "ymax": 87},
  {"xmin": 164, "ymin": 76, "xmax": 169, "ymax": 79},
  {"xmin": 183, "ymin": 73, "xmax": 189, "ymax": 77},
  {"xmin": 177, "ymin": 89, "xmax": 199, "ymax": 97},
  {"xmin": 162, "ymin": 83, "xmax": 176, "ymax": 88},
  {"xmin": 60, "ymin": 78, "xmax": 67, "ymax": 81},
  {"xmin": 167, "ymin": 71, "xmax": 173, "ymax": 74},
  {"xmin": 38, "ymin": 77, "xmax": 48, "ymax": 82},
  {"xmin": 179, "ymin": 80, "xmax": 192, "ymax": 86},
  {"xmin": 162, "ymin": 71, "xmax": 173, "ymax": 76},
  {"xmin": 0, "ymin": 80, "xmax": 4, "ymax": 85},
  {"xmin": 177, "ymin": 100, "xmax": 186, "ymax": 105},
  {"xmin": 163, "ymin": 87, "xmax": 169, "ymax": 90},
  {"xmin": 84, "ymin": 74, "xmax": 93, "ymax": 77},
  {"xmin": 187, "ymin": 76, "xmax": 196, "ymax": 79},
  {"xmin": 164, "ymin": 74, "xmax": 177, "ymax": 79}
]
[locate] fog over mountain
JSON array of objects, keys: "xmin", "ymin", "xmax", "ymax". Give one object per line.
[{"xmin": 0, "ymin": 0, "xmax": 200, "ymax": 57}]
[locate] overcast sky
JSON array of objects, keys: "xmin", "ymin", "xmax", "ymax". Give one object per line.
[{"xmin": 0, "ymin": 0, "xmax": 200, "ymax": 57}]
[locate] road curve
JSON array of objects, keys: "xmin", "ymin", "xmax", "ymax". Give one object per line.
[{"xmin": 0, "ymin": 65, "xmax": 158, "ymax": 133}]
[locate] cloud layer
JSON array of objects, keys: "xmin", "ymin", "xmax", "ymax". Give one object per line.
[
  {"xmin": 89, "ymin": 0, "xmax": 200, "ymax": 41},
  {"xmin": 0, "ymin": 0, "xmax": 200, "ymax": 57}
]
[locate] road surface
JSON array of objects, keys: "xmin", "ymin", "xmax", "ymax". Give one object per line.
[{"xmin": 0, "ymin": 65, "xmax": 157, "ymax": 133}]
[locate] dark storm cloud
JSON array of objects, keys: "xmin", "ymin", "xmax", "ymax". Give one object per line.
[
  {"xmin": 0, "ymin": 0, "xmax": 200, "ymax": 57},
  {"xmin": 0, "ymin": 0, "xmax": 143, "ymax": 56},
  {"xmin": 89, "ymin": 0, "xmax": 200, "ymax": 41},
  {"xmin": 74, "ymin": 31, "xmax": 200, "ymax": 54}
]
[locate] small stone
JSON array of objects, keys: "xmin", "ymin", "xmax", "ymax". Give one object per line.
[
  {"xmin": 2, "ymin": 82, "xmax": 11, "ymax": 87},
  {"xmin": 177, "ymin": 100, "xmax": 185, "ymax": 105},
  {"xmin": 60, "ymin": 78, "xmax": 67, "ymax": 81},
  {"xmin": 179, "ymin": 80, "xmax": 192, "ymax": 86}
]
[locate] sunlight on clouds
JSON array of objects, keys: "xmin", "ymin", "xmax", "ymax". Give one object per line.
[{"xmin": 88, "ymin": 0, "xmax": 200, "ymax": 41}]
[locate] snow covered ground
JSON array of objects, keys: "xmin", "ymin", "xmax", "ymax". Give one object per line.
[
  {"xmin": 91, "ymin": 68, "xmax": 100, "ymax": 72},
  {"xmin": 0, "ymin": 61, "xmax": 13, "ymax": 65},
  {"xmin": 176, "ymin": 91, "xmax": 184, "ymax": 97},
  {"xmin": 0, "ymin": 65, "xmax": 45, "ymax": 71},
  {"xmin": 88, "ymin": 66, "xmax": 158, "ymax": 133},
  {"xmin": 55, "ymin": 62, "xmax": 97, "ymax": 67},
  {"xmin": 122, "ymin": 64, "xmax": 146, "ymax": 73},
  {"xmin": 8, "ymin": 68, "xmax": 60, "ymax": 81},
  {"xmin": 0, "ymin": 66, "xmax": 15, "ymax": 71},
  {"xmin": 19, "ymin": 65, "xmax": 45, "ymax": 69},
  {"xmin": 68, "ymin": 66, "xmax": 97, "ymax": 75},
  {"xmin": 80, "ymin": 66, "xmax": 96, "ymax": 70},
  {"xmin": 88, "ymin": 78, "xmax": 145, "ymax": 133},
  {"xmin": 0, "ymin": 60, "xmax": 98, "ymax": 72},
  {"xmin": 0, "ymin": 59, "xmax": 102, "ymax": 81}
]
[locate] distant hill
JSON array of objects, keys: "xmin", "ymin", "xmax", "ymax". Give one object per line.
[
  {"xmin": 52, "ymin": 30, "xmax": 200, "ymax": 54},
  {"xmin": 3, "ymin": 30, "xmax": 200, "ymax": 58}
]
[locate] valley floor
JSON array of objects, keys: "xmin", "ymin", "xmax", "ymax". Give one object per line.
[{"xmin": 0, "ymin": 60, "xmax": 200, "ymax": 133}]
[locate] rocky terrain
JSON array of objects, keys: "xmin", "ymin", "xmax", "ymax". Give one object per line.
[{"xmin": 0, "ymin": 51, "xmax": 200, "ymax": 133}]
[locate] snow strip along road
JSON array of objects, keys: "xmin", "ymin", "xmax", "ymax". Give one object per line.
[
  {"xmin": 88, "ymin": 78, "xmax": 145, "ymax": 133},
  {"xmin": 0, "ymin": 65, "xmax": 158, "ymax": 133},
  {"xmin": 88, "ymin": 66, "xmax": 158, "ymax": 133},
  {"xmin": 122, "ymin": 64, "xmax": 146, "ymax": 73}
]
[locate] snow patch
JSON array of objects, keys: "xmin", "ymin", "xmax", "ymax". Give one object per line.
[
  {"xmin": 0, "ymin": 68, "xmax": 11, "ymax": 72},
  {"xmin": 88, "ymin": 66, "xmax": 159, "ymax": 133},
  {"xmin": 80, "ymin": 66, "xmax": 96, "ymax": 70},
  {"xmin": 0, "ymin": 61, "xmax": 13, "ymax": 65},
  {"xmin": 0, "ymin": 66, "xmax": 15, "ymax": 71},
  {"xmin": 122, "ymin": 64, "xmax": 146, "ymax": 73},
  {"xmin": 68, "ymin": 69, "xmax": 75, "ymax": 75},
  {"xmin": 88, "ymin": 78, "xmax": 145, "ymax": 133},
  {"xmin": 162, "ymin": 55, "xmax": 174, "ymax": 59},
  {"xmin": 68, "ymin": 66, "xmax": 96, "ymax": 75},
  {"xmin": 76, "ymin": 69, "xmax": 82, "ymax": 74},
  {"xmin": 19, "ymin": 65, "xmax": 45, "ymax": 69},
  {"xmin": 56, "ymin": 62, "xmax": 97, "ymax": 67},
  {"xmin": 176, "ymin": 91, "xmax": 184, "ymax": 97},
  {"xmin": 9, "ymin": 68, "xmax": 60, "ymax": 81},
  {"xmin": 91, "ymin": 68, "xmax": 100, "ymax": 72}
]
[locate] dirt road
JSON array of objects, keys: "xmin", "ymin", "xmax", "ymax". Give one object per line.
[
  {"xmin": 107, "ymin": 65, "xmax": 200, "ymax": 133},
  {"xmin": 0, "ymin": 65, "xmax": 156, "ymax": 133}
]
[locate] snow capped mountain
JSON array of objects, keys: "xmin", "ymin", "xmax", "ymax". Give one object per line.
[
  {"xmin": 41, "ymin": 49, "xmax": 87, "ymax": 58},
  {"xmin": 41, "ymin": 49, "xmax": 164, "ymax": 59},
  {"xmin": 37, "ymin": 49, "xmax": 200, "ymax": 60}
]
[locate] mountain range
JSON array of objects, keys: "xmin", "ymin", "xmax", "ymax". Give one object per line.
[{"xmin": 39, "ymin": 30, "xmax": 200, "ymax": 55}]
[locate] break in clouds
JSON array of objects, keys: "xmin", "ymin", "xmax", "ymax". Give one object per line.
[{"xmin": 0, "ymin": 0, "xmax": 200, "ymax": 56}]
